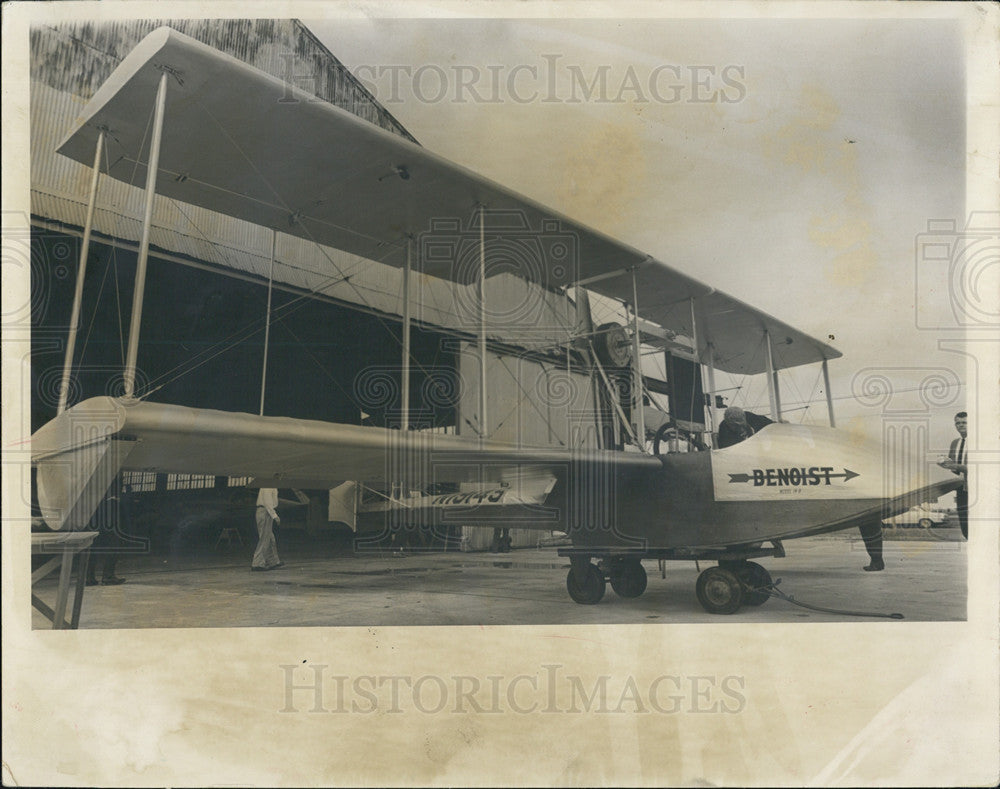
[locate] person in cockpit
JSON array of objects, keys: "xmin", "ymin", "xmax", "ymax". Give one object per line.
[{"xmin": 716, "ymin": 407, "xmax": 773, "ymax": 449}]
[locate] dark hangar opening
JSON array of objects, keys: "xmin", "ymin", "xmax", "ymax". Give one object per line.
[{"xmin": 29, "ymin": 230, "xmax": 458, "ymax": 434}]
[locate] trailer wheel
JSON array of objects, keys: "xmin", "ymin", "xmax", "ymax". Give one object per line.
[
  {"xmin": 737, "ymin": 562, "xmax": 772, "ymax": 606},
  {"xmin": 696, "ymin": 567, "xmax": 744, "ymax": 614},
  {"xmin": 610, "ymin": 560, "xmax": 647, "ymax": 598},
  {"xmin": 567, "ymin": 563, "xmax": 606, "ymax": 605}
]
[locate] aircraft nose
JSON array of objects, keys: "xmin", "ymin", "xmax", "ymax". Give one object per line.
[
  {"xmin": 829, "ymin": 423, "xmax": 959, "ymax": 502},
  {"xmin": 712, "ymin": 423, "xmax": 956, "ymax": 504}
]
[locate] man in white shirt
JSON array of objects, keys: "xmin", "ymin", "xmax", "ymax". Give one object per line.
[
  {"xmin": 252, "ymin": 488, "xmax": 283, "ymax": 571},
  {"xmin": 939, "ymin": 411, "xmax": 969, "ymax": 540}
]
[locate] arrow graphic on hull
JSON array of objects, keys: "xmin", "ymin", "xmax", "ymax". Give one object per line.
[{"xmin": 728, "ymin": 468, "xmax": 860, "ymax": 486}]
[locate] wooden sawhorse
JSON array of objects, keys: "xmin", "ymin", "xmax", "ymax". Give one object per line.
[{"xmin": 31, "ymin": 531, "xmax": 99, "ymax": 629}]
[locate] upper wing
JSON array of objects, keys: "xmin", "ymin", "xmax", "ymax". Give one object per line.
[
  {"xmin": 56, "ymin": 27, "xmax": 839, "ymax": 376},
  {"xmin": 32, "ymin": 396, "xmax": 661, "ymax": 490}
]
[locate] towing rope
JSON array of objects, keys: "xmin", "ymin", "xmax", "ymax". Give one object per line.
[{"xmin": 757, "ymin": 578, "xmax": 905, "ymax": 620}]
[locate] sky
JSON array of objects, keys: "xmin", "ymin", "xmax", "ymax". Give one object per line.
[{"xmin": 307, "ymin": 16, "xmax": 976, "ymax": 450}]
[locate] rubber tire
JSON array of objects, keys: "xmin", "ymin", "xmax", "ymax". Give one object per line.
[
  {"xmin": 918, "ymin": 518, "xmax": 933, "ymax": 529},
  {"xmin": 696, "ymin": 567, "xmax": 744, "ymax": 614},
  {"xmin": 610, "ymin": 561, "xmax": 648, "ymax": 598},
  {"xmin": 737, "ymin": 562, "xmax": 772, "ymax": 607},
  {"xmin": 567, "ymin": 564, "xmax": 606, "ymax": 605}
]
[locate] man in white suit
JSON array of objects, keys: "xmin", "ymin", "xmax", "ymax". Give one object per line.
[{"xmin": 252, "ymin": 487, "xmax": 284, "ymax": 571}]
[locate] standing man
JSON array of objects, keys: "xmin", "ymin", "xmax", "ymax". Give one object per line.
[
  {"xmin": 858, "ymin": 521, "xmax": 885, "ymax": 572},
  {"xmin": 939, "ymin": 411, "xmax": 969, "ymax": 540},
  {"xmin": 490, "ymin": 526, "xmax": 511, "ymax": 553},
  {"xmin": 252, "ymin": 487, "xmax": 283, "ymax": 571},
  {"xmin": 86, "ymin": 479, "xmax": 132, "ymax": 586}
]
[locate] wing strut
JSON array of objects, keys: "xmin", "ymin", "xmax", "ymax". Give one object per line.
[
  {"xmin": 822, "ymin": 358, "xmax": 837, "ymax": 428},
  {"xmin": 589, "ymin": 341, "xmax": 638, "ymax": 446},
  {"xmin": 124, "ymin": 70, "xmax": 169, "ymax": 398},
  {"xmin": 704, "ymin": 341, "xmax": 718, "ymax": 436},
  {"xmin": 763, "ymin": 329, "xmax": 780, "ymax": 421},
  {"xmin": 259, "ymin": 229, "xmax": 277, "ymax": 416},
  {"xmin": 477, "ymin": 204, "xmax": 488, "ymax": 438},
  {"xmin": 58, "ymin": 129, "xmax": 104, "ymax": 414},
  {"xmin": 401, "ymin": 236, "xmax": 412, "ymax": 430},
  {"xmin": 689, "ymin": 297, "xmax": 708, "ymax": 431},
  {"xmin": 629, "ymin": 268, "xmax": 646, "ymax": 448}
]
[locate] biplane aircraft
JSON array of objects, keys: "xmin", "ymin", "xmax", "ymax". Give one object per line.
[{"xmin": 32, "ymin": 28, "xmax": 961, "ymax": 614}]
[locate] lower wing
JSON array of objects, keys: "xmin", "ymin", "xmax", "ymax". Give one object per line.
[{"xmin": 31, "ymin": 397, "xmax": 661, "ymax": 530}]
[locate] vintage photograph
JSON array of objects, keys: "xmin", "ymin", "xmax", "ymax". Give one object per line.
[
  {"xmin": 4, "ymin": 2, "xmax": 998, "ymax": 786},
  {"xmin": 23, "ymin": 14, "xmax": 973, "ymax": 627}
]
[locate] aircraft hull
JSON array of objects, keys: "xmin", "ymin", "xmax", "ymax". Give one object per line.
[{"xmin": 563, "ymin": 425, "xmax": 960, "ymax": 552}]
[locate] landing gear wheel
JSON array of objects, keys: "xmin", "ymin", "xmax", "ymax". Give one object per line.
[
  {"xmin": 610, "ymin": 561, "xmax": 647, "ymax": 598},
  {"xmin": 696, "ymin": 567, "xmax": 744, "ymax": 614},
  {"xmin": 918, "ymin": 518, "xmax": 933, "ymax": 529},
  {"xmin": 736, "ymin": 562, "xmax": 772, "ymax": 607},
  {"xmin": 567, "ymin": 563, "xmax": 606, "ymax": 605}
]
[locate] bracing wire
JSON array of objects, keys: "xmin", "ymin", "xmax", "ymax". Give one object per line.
[
  {"xmin": 76, "ymin": 94, "xmax": 156, "ymax": 371},
  {"xmin": 111, "ymin": 245, "xmax": 125, "ymax": 364},
  {"xmin": 77, "ymin": 256, "xmax": 113, "ymax": 364}
]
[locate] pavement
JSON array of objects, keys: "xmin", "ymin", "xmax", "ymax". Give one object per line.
[{"xmin": 32, "ymin": 531, "xmax": 966, "ymax": 628}]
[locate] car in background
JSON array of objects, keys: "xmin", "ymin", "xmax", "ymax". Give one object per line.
[{"xmin": 882, "ymin": 504, "xmax": 952, "ymax": 529}]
